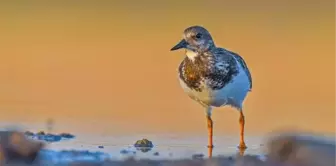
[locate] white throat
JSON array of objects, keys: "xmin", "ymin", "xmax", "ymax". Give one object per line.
[{"xmin": 186, "ymin": 50, "xmax": 198, "ymax": 61}]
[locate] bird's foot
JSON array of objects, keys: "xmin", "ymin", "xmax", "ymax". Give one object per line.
[
  {"xmin": 238, "ymin": 142, "xmax": 247, "ymax": 150},
  {"xmin": 207, "ymin": 145, "xmax": 214, "ymax": 148}
]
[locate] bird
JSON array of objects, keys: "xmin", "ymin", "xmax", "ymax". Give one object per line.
[{"xmin": 170, "ymin": 26, "xmax": 252, "ymax": 157}]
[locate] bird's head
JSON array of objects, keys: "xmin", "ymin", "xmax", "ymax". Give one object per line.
[{"xmin": 170, "ymin": 26, "xmax": 215, "ymax": 53}]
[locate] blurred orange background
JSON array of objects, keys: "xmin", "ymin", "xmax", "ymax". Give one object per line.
[{"xmin": 0, "ymin": 0, "xmax": 334, "ymax": 135}]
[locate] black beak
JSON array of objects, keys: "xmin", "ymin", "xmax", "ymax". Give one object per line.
[{"xmin": 170, "ymin": 39, "xmax": 187, "ymax": 51}]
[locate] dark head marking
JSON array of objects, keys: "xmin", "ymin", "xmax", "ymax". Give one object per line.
[{"xmin": 170, "ymin": 26, "xmax": 216, "ymax": 52}]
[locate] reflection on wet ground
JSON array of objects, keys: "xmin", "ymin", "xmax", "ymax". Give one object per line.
[
  {"xmin": 44, "ymin": 134, "xmax": 265, "ymax": 160},
  {"xmin": 0, "ymin": 125, "xmax": 334, "ymax": 166}
]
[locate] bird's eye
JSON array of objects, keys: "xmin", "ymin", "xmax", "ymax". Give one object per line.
[{"xmin": 195, "ymin": 33, "xmax": 202, "ymax": 39}]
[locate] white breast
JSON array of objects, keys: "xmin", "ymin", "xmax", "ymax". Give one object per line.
[{"xmin": 179, "ymin": 61, "xmax": 250, "ymax": 109}]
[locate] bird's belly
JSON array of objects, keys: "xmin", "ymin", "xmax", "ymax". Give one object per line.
[
  {"xmin": 211, "ymin": 72, "xmax": 250, "ymax": 107},
  {"xmin": 179, "ymin": 79, "xmax": 213, "ymax": 106},
  {"xmin": 179, "ymin": 72, "xmax": 250, "ymax": 108}
]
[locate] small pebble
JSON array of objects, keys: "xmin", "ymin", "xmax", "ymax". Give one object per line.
[
  {"xmin": 24, "ymin": 131, "xmax": 35, "ymax": 136},
  {"xmin": 59, "ymin": 133, "xmax": 75, "ymax": 139},
  {"xmin": 192, "ymin": 153, "xmax": 204, "ymax": 159},
  {"xmin": 134, "ymin": 138, "xmax": 154, "ymax": 148},
  {"xmin": 37, "ymin": 131, "xmax": 45, "ymax": 135},
  {"xmin": 98, "ymin": 145, "xmax": 104, "ymax": 149},
  {"xmin": 120, "ymin": 149, "xmax": 129, "ymax": 154},
  {"xmin": 153, "ymin": 152, "xmax": 159, "ymax": 156}
]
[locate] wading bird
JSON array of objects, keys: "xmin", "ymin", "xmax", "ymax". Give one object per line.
[{"xmin": 170, "ymin": 26, "xmax": 252, "ymax": 157}]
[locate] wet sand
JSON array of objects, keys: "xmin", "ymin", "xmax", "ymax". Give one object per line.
[
  {"xmin": 45, "ymin": 134, "xmax": 265, "ymax": 160},
  {"xmin": 0, "ymin": 123, "xmax": 266, "ymax": 160},
  {"xmin": 0, "ymin": 128, "xmax": 335, "ymax": 166},
  {"xmin": 1, "ymin": 129, "xmax": 266, "ymax": 165}
]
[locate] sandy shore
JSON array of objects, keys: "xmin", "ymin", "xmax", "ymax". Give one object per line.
[{"xmin": 0, "ymin": 129, "xmax": 334, "ymax": 166}]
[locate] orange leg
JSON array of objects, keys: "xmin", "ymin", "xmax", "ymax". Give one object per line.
[
  {"xmin": 206, "ymin": 115, "xmax": 213, "ymax": 158},
  {"xmin": 208, "ymin": 145, "xmax": 213, "ymax": 158},
  {"xmin": 238, "ymin": 111, "xmax": 247, "ymax": 150}
]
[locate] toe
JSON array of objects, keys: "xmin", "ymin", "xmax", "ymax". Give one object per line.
[{"xmin": 238, "ymin": 143, "xmax": 247, "ymax": 149}]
